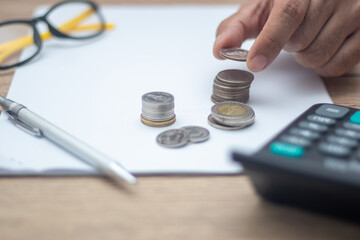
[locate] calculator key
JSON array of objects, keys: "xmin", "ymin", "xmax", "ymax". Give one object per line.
[
  {"xmin": 315, "ymin": 104, "xmax": 349, "ymax": 119},
  {"xmin": 335, "ymin": 128, "xmax": 360, "ymax": 140},
  {"xmin": 344, "ymin": 122, "xmax": 360, "ymax": 132},
  {"xmin": 298, "ymin": 121, "xmax": 328, "ymax": 132},
  {"xmin": 270, "ymin": 142, "xmax": 304, "ymax": 158},
  {"xmin": 319, "ymin": 142, "xmax": 351, "ymax": 158},
  {"xmin": 307, "ymin": 114, "xmax": 336, "ymax": 126},
  {"xmin": 290, "ymin": 128, "xmax": 321, "ymax": 140},
  {"xmin": 323, "ymin": 158, "xmax": 348, "ymax": 172},
  {"xmin": 280, "ymin": 135, "xmax": 312, "ymax": 148},
  {"xmin": 350, "ymin": 111, "xmax": 360, "ymax": 125},
  {"xmin": 327, "ymin": 135, "xmax": 358, "ymax": 148}
]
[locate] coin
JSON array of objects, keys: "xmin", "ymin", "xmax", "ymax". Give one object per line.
[
  {"xmin": 142, "ymin": 91, "xmax": 174, "ymax": 106},
  {"xmin": 211, "ymin": 102, "xmax": 255, "ymax": 127},
  {"xmin": 211, "ymin": 69, "xmax": 254, "ymax": 104},
  {"xmin": 142, "ymin": 109, "xmax": 175, "ymax": 121},
  {"xmin": 141, "ymin": 91, "xmax": 175, "ymax": 126},
  {"xmin": 211, "ymin": 94, "xmax": 249, "ymax": 105},
  {"xmin": 207, "ymin": 114, "xmax": 247, "ymax": 131},
  {"xmin": 181, "ymin": 126, "xmax": 210, "ymax": 143},
  {"xmin": 141, "ymin": 114, "xmax": 176, "ymax": 127},
  {"xmin": 216, "ymin": 69, "xmax": 254, "ymax": 84},
  {"xmin": 156, "ymin": 129, "xmax": 190, "ymax": 148},
  {"xmin": 219, "ymin": 48, "xmax": 248, "ymax": 61}
]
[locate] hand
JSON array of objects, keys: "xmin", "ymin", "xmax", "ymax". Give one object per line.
[{"xmin": 213, "ymin": 0, "xmax": 360, "ymax": 77}]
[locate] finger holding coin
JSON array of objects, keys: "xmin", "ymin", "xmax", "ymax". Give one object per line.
[{"xmin": 219, "ymin": 47, "xmax": 249, "ymax": 61}]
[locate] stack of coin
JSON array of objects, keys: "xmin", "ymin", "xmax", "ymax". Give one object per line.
[
  {"xmin": 211, "ymin": 69, "xmax": 254, "ymax": 104},
  {"xmin": 208, "ymin": 102, "xmax": 255, "ymax": 130},
  {"xmin": 141, "ymin": 91, "xmax": 176, "ymax": 127},
  {"xmin": 156, "ymin": 126, "xmax": 210, "ymax": 148}
]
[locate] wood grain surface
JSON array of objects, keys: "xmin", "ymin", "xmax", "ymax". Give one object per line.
[{"xmin": 1, "ymin": 1, "xmax": 360, "ymax": 240}]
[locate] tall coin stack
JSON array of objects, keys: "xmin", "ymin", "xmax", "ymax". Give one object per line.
[
  {"xmin": 141, "ymin": 91, "xmax": 176, "ymax": 127},
  {"xmin": 211, "ymin": 69, "xmax": 254, "ymax": 104}
]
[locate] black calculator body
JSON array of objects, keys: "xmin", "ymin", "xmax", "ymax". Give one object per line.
[{"xmin": 232, "ymin": 103, "xmax": 360, "ymax": 219}]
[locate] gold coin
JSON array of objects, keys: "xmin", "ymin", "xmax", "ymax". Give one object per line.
[
  {"xmin": 217, "ymin": 104, "xmax": 247, "ymax": 116},
  {"xmin": 141, "ymin": 114, "xmax": 176, "ymax": 127}
]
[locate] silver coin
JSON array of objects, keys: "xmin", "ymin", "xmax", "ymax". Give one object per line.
[
  {"xmin": 211, "ymin": 95, "xmax": 249, "ymax": 104},
  {"xmin": 216, "ymin": 70, "xmax": 254, "ymax": 84},
  {"xmin": 207, "ymin": 114, "xmax": 248, "ymax": 131},
  {"xmin": 213, "ymin": 88, "xmax": 249, "ymax": 96},
  {"xmin": 141, "ymin": 107, "xmax": 175, "ymax": 121},
  {"xmin": 142, "ymin": 92, "xmax": 174, "ymax": 105},
  {"xmin": 219, "ymin": 47, "xmax": 248, "ymax": 61},
  {"xmin": 141, "ymin": 113, "xmax": 175, "ymax": 122},
  {"xmin": 214, "ymin": 81, "xmax": 250, "ymax": 90},
  {"xmin": 156, "ymin": 129, "xmax": 190, "ymax": 148},
  {"xmin": 181, "ymin": 126, "xmax": 210, "ymax": 143}
]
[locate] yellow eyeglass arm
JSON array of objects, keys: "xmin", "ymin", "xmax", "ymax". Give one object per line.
[
  {"xmin": 58, "ymin": 8, "xmax": 95, "ymax": 32},
  {"xmin": 0, "ymin": 8, "xmax": 96, "ymax": 52},
  {"xmin": 0, "ymin": 22, "xmax": 114, "ymax": 52},
  {"xmin": 0, "ymin": 23, "xmax": 114, "ymax": 64},
  {"xmin": 0, "ymin": 6, "xmax": 115, "ymax": 65}
]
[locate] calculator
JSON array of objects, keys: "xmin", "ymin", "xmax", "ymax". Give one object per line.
[{"xmin": 232, "ymin": 103, "xmax": 360, "ymax": 219}]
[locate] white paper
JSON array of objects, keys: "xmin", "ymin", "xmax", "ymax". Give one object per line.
[{"xmin": 0, "ymin": 6, "xmax": 332, "ymax": 175}]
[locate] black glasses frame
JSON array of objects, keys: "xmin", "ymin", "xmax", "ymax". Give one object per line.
[{"xmin": 0, "ymin": 0, "xmax": 106, "ymax": 70}]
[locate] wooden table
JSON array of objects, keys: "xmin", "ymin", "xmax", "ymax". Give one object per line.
[{"xmin": 1, "ymin": 1, "xmax": 360, "ymax": 239}]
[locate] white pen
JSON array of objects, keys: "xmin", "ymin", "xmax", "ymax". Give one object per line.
[{"xmin": 0, "ymin": 96, "xmax": 137, "ymax": 185}]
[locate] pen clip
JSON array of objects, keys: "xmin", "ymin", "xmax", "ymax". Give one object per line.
[{"xmin": 6, "ymin": 111, "xmax": 43, "ymax": 137}]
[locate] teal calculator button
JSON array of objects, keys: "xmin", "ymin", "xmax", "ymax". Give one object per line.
[
  {"xmin": 270, "ymin": 142, "xmax": 304, "ymax": 158},
  {"xmin": 350, "ymin": 111, "xmax": 360, "ymax": 125}
]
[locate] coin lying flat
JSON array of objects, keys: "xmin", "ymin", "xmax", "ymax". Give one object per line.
[
  {"xmin": 181, "ymin": 126, "xmax": 210, "ymax": 143},
  {"xmin": 142, "ymin": 91, "xmax": 174, "ymax": 107},
  {"xmin": 141, "ymin": 114, "xmax": 176, "ymax": 127},
  {"xmin": 207, "ymin": 114, "xmax": 246, "ymax": 131},
  {"xmin": 211, "ymin": 102, "xmax": 255, "ymax": 127},
  {"xmin": 156, "ymin": 129, "xmax": 190, "ymax": 148},
  {"xmin": 216, "ymin": 69, "xmax": 254, "ymax": 84},
  {"xmin": 219, "ymin": 48, "xmax": 248, "ymax": 61}
]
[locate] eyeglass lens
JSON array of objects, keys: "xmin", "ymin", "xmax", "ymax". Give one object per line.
[
  {"xmin": 0, "ymin": 23, "xmax": 38, "ymax": 68},
  {"xmin": 0, "ymin": 1, "xmax": 103, "ymax": 69},
  {"xmin": 47, "ymin": 2, "xmax": 103, "ymax": 38}
]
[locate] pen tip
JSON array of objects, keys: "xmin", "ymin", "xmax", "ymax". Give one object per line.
[
  {"xmin": 107, "ymin": 162, "xmax": 137, "ymax": 185},
  {"xmin": 127, "ymin": 176, "xmax": 137, "ymax": 185}
]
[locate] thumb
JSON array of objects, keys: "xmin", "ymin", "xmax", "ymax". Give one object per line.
[{"xmin": 247, "ymin": 0, "xmax": 309, "ymax": 72}]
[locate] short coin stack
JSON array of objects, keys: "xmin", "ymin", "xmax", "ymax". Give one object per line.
[
  {"xmin": 156, "ymin": 126, "xmax": 210, "ymax": 148},
  {"xmin": 141, "ymin": 91, "xmax": 176, "ymax": 127},
  {"xmin": 211, "ymin": 69, "xmax": 254, "ymax": 104},
  {"xmin": 208, "ymin": 102, "xmax": 255, "ymax": 130}
]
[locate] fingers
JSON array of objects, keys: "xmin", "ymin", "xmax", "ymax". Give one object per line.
[
  {"xmin": 247, "ymin": 0, "xmax": 309, "ymax": 72},
  {"xmin": 284, "ymin": 0, "xmax": 336, "ymax": 52},
  {"xmin": 213, "ymin": 0, "xmax": 272, "ymax": 59},
  {"xmin": 214, "ymin": 0, "xmax": 360, "ymax": 77},
  {"xmin": 294, "ymin": 3, "xmax": 360, "ymax": 69},
  {"xmin": 213, "ymin": 15, "xmax": 246, "ymax": 60},
  {"xmin": 314, "ymin": 29, "xmax": 360, "ymax": 77}
]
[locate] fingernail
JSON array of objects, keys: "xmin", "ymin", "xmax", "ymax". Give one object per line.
[{"xmin": 249, "ymin": 55, "xmax": 268, "ymax": 72}]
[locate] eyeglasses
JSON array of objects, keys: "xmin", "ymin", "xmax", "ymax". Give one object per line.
[{"xmin": 0, "ymin": 0, "xmax": 114, "ymax": 70}]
